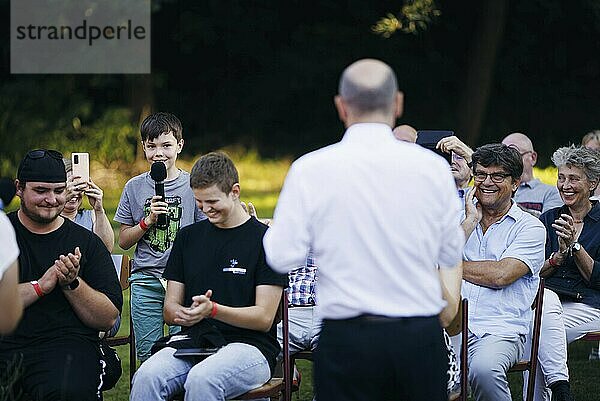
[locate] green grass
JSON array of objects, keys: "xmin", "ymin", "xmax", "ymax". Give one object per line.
[{"xmin": 104, "ymin": 323, "xmax": 600, "ymax": 401}]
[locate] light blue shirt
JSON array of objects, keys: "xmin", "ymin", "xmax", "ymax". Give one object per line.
[{"xmin": 462, "ymin": 201, "xmax": 546, "ymax": 338}]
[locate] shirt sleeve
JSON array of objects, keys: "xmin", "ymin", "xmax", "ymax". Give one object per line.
[
  {"xmin": 501, "ymin": 220, "xmax": 546, "ymax": 276},
  {"xmin": 255, "ymin": 243, "xmax": 288, "ymax": 288},
  {"xmin": 114, "ymin": 181, "xmax": 135, "ymax": 226},
  {"xmin": 436, "ymin": 164, "xmax": 465, "ymax": 269},
  {"xmin": 82, "ymin": 235, "xmax": 123, "ymax": 313},
  {"xmin": 0, "ymin": 213, "xmax": 19, "ymax": 280},
  {"xmin": 263, "ymin": 162, "xmax": 312, "ymax": 274}
]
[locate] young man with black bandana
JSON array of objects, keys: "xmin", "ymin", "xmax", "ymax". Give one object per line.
[{"xmin": 0, "ymin": 149, "xmax": 122, "ymax": 401}]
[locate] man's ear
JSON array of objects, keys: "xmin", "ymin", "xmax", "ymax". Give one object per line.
[
  {"xmin": 334, "ymin": 95, "xmax": 348, "ymax": 124},
  {"xmin": 177, "ymin": 139, "xmax": 184, "ymax": 154},
  {"xmin": 394, "ymin": 91, "xmax": 404, "ymax": 119},
  {"xmin": 530, "ymin": 151, "xmax": 538, "ymax": 167},
  {"xmin": 512, "ymin": 177, "xmax": 521, "ymax": 193},
  {"xmin": 230, "ymin": 183, "xmax": 241, "ymax": 200},
  {"xmin": 14, "ymin": 179, "xmax": 23, "ymax": 197}
]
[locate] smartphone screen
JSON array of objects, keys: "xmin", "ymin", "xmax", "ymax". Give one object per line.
[
  {"xmin": 71, "ymin": 152, "xmax": 90, "ymax": 182},
  {"xmin": 416, "ymin": 130, "xmax": 454, "ymax": 164}
]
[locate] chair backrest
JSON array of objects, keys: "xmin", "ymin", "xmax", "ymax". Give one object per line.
[
  {"xmin": 106, "ymin": 254, "xmax": 136, "ymax": 386},
  {"xmin": 517, "ymin": 278, "xmax": 545, "ymax": 401},
  {"xmin": 111, "ymin": 254, "xmax": 130, "ymax": 290}
]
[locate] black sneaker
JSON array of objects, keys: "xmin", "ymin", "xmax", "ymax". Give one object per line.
[{"xmin": 551, "ymin": 381, "xmax": 575, "ymax": 401}]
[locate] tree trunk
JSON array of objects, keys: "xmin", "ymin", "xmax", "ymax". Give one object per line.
[
  {"xmin": 457, "ymin": 0, "xmax": 508, "ymax": 146},
  {"xmin": 125, "ymin": 75, "xmax": 154, "ymax": 162}
]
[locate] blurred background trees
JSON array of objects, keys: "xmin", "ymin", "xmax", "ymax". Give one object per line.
[{"xmin": 1, "ymin": 0, "xmax": 599, "ymax": 176}]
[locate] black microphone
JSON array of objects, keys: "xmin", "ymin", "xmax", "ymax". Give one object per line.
[{"xmin": 150, "ymin": 161, "xmax": 168, "ymax": 229}]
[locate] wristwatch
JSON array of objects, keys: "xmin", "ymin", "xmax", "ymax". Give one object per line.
[
  {"xmin": 63, "ymin": 277, "xmax": 80, "ymax": 290},
  {"xmin": 572, "ymin": 242, "xmax": 582, "ymax": 252}
]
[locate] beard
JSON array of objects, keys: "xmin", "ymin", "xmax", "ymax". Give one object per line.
[{"xmin": 20, "ymin": 199, "xmax": 64, "ymax": 224}]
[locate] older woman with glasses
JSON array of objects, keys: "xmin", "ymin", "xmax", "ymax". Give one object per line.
[{"xmin": 526, "ymin": 146, "xmax": 600, "ymax": 401}]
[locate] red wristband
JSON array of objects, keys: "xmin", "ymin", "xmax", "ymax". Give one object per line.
[
  {"xmin": 31, "ymin": 280, "xmax": 44, "ymax": 297},
  {"xmin": 139, "ymin": 218, "xmax": 149, "ymax": 230},
  {"xmin": 210, "ymin": 301, "xmax": 218, "ymax": 318},
  {"xmin": 548, "ymin": 252, "xmax": 560, "ymax": 267}
]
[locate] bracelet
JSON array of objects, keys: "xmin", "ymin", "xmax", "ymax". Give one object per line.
[
  {"xmin": 31, "ymin": 280, "xmax": 45, "ymax": 297},
  {"xmin": 139, "ymin": 218, "xmax": 149, "ymax": 230},
  {"xmin": 548, "ymin": 252, "xmax": 560, "ymax": 267},
  {"xmin": 210, "ymin": 301, "xmax": 218, "ymax": 318}
]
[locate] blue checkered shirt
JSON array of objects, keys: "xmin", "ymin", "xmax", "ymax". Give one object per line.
[{"xmin": 287, "ymin": 253, "xmax": 317, "ymax": 306}]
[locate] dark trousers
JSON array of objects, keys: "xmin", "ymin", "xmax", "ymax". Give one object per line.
[
  {"xmin": 0, "ymin": 338, "xmax": 101, "ymax": 401},
  {"xmin": 314, "ymin": 315, "xmax": 447, "ymax": 401}
]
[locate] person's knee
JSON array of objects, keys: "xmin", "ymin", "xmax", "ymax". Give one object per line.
[
  {"xmin": 32, "ymin": 377, "xmax": 98, "ymax": 401},
  {"xmin": 543, "ymin": 290, "xmax": 563, "ymax": 315},
  {"xmin": 184, "ymin": 370, "xmax": 224, "ymax": 397},
  {"xmin": 132, "ymin": 357, "xmax": 162, "ymax": 388},
  {"xmin": 469, "ymin": 354, "xmax": 506, "ymax": 389}
]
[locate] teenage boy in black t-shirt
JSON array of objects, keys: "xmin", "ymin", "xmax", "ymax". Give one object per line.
[{"xmin": 131, "ymin": 151, "xmax": 286, "ymax": 401}]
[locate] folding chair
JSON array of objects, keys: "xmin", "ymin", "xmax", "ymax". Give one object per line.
[
  {"xmin": 508, "ymin": 278, "xmax": 545, "ymax": 401},
  {"xmin": 171, "ymin": 289, "xmax": 295, "ymax": 401},
  {"xmin": 455, "ymin": 279, "xmax": 545, "ymax": 401},
  {"xmin": 106, "ymin": 254, "xmax": 136, "ymax": 386}
]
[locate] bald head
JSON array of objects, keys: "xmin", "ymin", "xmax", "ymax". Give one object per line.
[
  {"xmin": 338, "ymin": 59, "xmax": 399, "ymax": 117},
  {"xmin": 502, "ymin": 132, "xmax": 533, "ymax": 153},
  {"xmin": 393, "ymin": 125, "xmax": 418, "ymax": 143},
  {"xmin": 501, "ymin": 132, "xmax": 536, "ymax": 182}
]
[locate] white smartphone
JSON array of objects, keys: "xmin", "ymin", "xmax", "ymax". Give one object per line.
[{"xmin": 71, "ymin": 152, "xmax": 90, "ymax": 182}]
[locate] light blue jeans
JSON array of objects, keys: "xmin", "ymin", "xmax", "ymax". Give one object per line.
[
  {"xmin": 468, "ymin": 332, "xmax": 524, "ymax": 401},
  {"xmin": 276, "ymin": 306, "xmax": 321, "ymax": 358},
  {"xmin": 130, "ymin": 343, "xmax": 271, "ymax": 401},
  {"xmin": 130, "ymin": 272, "xmax": 181, "ymax": 361}
]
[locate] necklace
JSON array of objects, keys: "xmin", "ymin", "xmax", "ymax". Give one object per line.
[{"xmin": 574, "ymin": 219, "xmax": 584, "ymax": 224}]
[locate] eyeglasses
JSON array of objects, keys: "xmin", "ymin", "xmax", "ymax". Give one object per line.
[
  {"xmin": 473, "ymin": 172, "xmax": 512, "ymax": 183},
  {"xmin": 25, "ymin": 149, "xmax": 63, "ymax": 160},
  {"xmin": 519, "ymin": 150, "xmax": 533, "ymax": 157}
]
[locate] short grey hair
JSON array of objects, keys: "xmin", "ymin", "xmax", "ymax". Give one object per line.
[{"xmin": 551, "ymin": 145, "xmax": 600, "ymax": 183}]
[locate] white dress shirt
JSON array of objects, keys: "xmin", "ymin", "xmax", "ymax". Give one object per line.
[
  {"xmin": 0, "ymin": 212, "xmax": 19, "ymax": 280},
  {"xmin": 264, "ymin": 123, "xmax": 464, "ymax": 319}
]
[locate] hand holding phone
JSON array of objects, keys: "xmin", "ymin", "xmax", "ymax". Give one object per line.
[{"xmin": 416, "ymin": 131, "xmax": 454, "ymax": 164}]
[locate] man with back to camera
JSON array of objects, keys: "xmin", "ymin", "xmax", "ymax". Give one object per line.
[
  {"xmin": 459, "ymin": 143, "xmax": 546, "ymax": 401},
  {"xmin": 0, "ymin": 149, "xmax": 122, "ymax": 401},
  {"xmin": 502, "ymin": 132, "xmax": 563, "ymax": 216},
  {"xmin": 263, "ymin": 58, "xmax": 464, "ymax": 400}
]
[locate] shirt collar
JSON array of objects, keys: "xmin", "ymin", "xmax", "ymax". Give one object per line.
[
  {"xmin": 342, "ymin": 123, "xmax": 395, "ymax": 145},
  {"xmin": 520, "ymin": 178, "xmax": 540, "ymax": 189}
]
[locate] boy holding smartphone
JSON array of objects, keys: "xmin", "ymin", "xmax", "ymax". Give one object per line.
[{"xmin": 114, "ymin": 112, "xmax": 204, "ymax": 362}]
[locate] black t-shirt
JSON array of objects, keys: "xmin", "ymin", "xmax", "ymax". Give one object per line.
[
  {"xmin": 163, "ymin": 216, "xmax": 287, "ymax": 373},
  {"xmin": 0, "ymin": 212, "xmax": 123, "ymax": 351}
]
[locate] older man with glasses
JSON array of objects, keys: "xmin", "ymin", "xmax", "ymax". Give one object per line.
[
  {"xmin": 458, "ymin": 143, "xmax": 546, "ymax": 401},
  {"xmin": 502, "ymin": 132, "xmax": 563, "ymax": 217}
]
